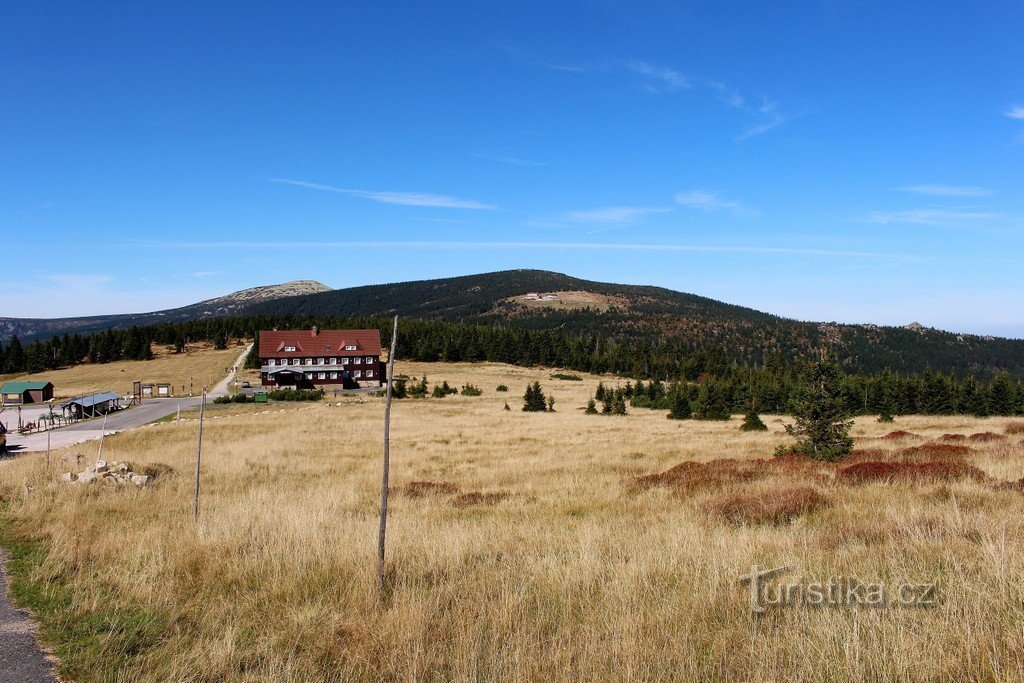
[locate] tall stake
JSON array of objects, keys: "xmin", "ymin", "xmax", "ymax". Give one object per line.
[
  {"xmin": 193, "ymin": 390, "xmax": 207, "ymax": 523},
  {"xmin": 377, "ymin": 316, "xmax": 399, "ymax": 589},
  {"xmin": 96, "ymin": 412, "xmax": 109, "ymax": 462}
]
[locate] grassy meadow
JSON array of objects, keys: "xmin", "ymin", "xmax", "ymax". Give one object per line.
[
  {"xmin": 0, "ymin": 341, "xmax": 247, "ymax": 399},
  {"xmin": 2, "ymin": 360, "xmax": 1024, "ymax": 681}
]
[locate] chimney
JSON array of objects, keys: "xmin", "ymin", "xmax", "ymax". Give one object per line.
[{"xmin": 311, "ymin": 325, "xmax": 319, "ymax": 337}]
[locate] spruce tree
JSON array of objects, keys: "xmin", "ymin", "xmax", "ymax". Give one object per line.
[
  {"xmin": 988, "ymin": 374, "xmax": 1016, "ymax": 416},
  {"xmin": 783, "ymin": 359, "xmax": 854, "ymax": 461},
  {"xmin": 523, "ymin": 382, "xmax": 547, "ymax": 412},
  {"xmin": 612, "ymin": 395, "xmax": 627, "ymax": 415},
  {"xmin": 585, "ymin": 399, "xmax": 598, "ymax": 414},
  {"xmin": 667, "ymin": 391, "xmax": 692, "ymax": 420},
  {"xmin": 740, "ymin": 410, "xmax": 768, "ymax": 431}
]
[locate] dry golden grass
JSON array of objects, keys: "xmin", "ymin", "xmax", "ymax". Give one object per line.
[
  {"xmin": 0, "ymin": 342, "xmax": 247, "ymax": 399},
  {"xmin": 2, "ymin": 360, "xmax": 1024, "ymax": 681}
]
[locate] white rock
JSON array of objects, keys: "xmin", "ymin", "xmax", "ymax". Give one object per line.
[
  {"xmin": 130, "ymin": 474, "xmax": 151, "ymax": 487},
  {"xmin": 77, "ymin": 471, "xmax": 97, "ymax": 484},
  {"xmin": 61, "ymin": 472, "xmax": 76, "ymax": 482}
]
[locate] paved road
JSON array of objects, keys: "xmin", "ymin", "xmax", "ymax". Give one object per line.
[
  {"xmin": 3, "ymin": 344, "xmax": 251, "ymax": 455},
  {"xmin": 0, "ymin": 550, "xmax": 57, "ymax": 682}
]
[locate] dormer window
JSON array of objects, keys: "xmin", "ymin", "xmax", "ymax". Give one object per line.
[
  {"xmin": 283, "ymin": 345, "xmax": 296, "ymax": 352},
  {"xmin": 345, "ymin": 344, "xmax": 357, "ymax": 351}
]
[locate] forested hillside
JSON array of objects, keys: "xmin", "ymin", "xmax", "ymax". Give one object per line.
[{"xmin": 247, "ymin": 269, "xmax": 1024, "ymax": 378}]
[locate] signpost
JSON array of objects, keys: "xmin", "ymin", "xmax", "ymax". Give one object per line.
[{"xmin": 193, "ymin": 389, "xmax": 207, "ymax": 522}]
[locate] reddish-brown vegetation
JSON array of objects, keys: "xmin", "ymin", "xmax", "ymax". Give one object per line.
[
  {"xmin": 1005, "ymin": 422, "xmax": 1024, "ymax": 435},
  {"xmin": 405, "ymin": 481, "xmax": 460, "ymax": 497},
  {"xmin": 995, "ymin": 477, "xmax": 1024, "ymax": 491},
  {"xmin": 968, "ymin": 432, "xmax": 1007, "ymax": 442},
  {"xmin": 838, "ymin": 460, "xmax": 986, "ymax": 484},
  {"xmin": 709, "ymin": 486, "xmax": 831, "ymax": 525},
  {"xmin": 900, "ymin": 443, "xmax": 973, "ymax": 460},
  {"xmin": 939, "ymin": 433, "xmax": 967, "ymax": 441},
  {"xmin": 451, "ymin": 491, "xmax": 509, "ymax": 507},
  {"xmin": 882, "ymin": 430, "xmax": 921, "ymax": 440},
  {"xmin": 636, "ymin": 459, "xmax": 765, "ymax": 490}
]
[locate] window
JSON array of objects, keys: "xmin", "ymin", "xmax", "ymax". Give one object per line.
[
  {"xmin": 353, "ymin": 357, "xmax": 361, "ymax": 364},
  {"xmin": 366, "ymin": 356, "xmax": 375, "ymax": 364},
  {"xmin": 329, "ymin": 372, "xmax": 338, "ymax": 380},
  {"xmin": 317, "ymin": 358, "xmax": 324, "ymax": 365},
  {"xmin": 305, "ymin": 372, "xmax": 312, "ymax": 379},
  {"xmin": 284, "ymin": 345, "xmax": 296, "ymax": 352},
  {"xmin": 329, "ymin": 358, "xmax": 336, "ymax": 365},
  {"xmin": 305, "ymin": 358, "xmax": 313, "ymax": 366},
  {"xmin": 341, "ymin": 357, "xmax": 349, "ymax": 364},
  {"xmin": 345, "ymin": 344, "xmax": 357, "ymax": 350},
  {"xmin": 354, "ymin": 370, "xmax": 362, "ymax": 378},
  {"xmin": 268, "ymin": 359, "xmax": 275, "ymax": 366},
  {"xmin": 366, "ymin": 370, "xmax": 374, "ymax": 378},
  {"xmin": 280, "ymin": 359, "xmax": 288, "ymax": 366},
  {"xmin": 318, "ymin": 372, "xmax": 326, "ymax": 380}
]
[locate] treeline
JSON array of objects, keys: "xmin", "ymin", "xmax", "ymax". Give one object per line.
[
  {"xmin": 2, "ymin": 313, "xmax": 1023, "ymax": 415},
  {"xmin": 592, "ymin": 369, "xmax": 1023, "ymax": 417}
]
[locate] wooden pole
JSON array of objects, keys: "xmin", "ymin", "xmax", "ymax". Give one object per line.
[
  {"xmin": 377, "ymin": 316, "xmax": 399, "ymax": 588},
  {"xmin": 193, "ymin": 390, "xmax": 207, "ymax": 523},
  {"xmin": 96, "ymin": 412, "xmax": 108, "ymax": 462}
]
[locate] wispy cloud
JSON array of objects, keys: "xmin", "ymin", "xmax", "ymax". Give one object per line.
[
  {"xmin": 270, "ymin": 178, "xmax": 496, "ymax": 210},
  {"xmin": 896, "ymin": 184, "xmax": 993, "ymax": 198},
  {"xmin": 626, "ymin": 60, "xmax": 689, "ymax": 92},
  {"xmin": 674, "ymin": 190, "xmax": 752, "ymax": 215},
  {"xmin": 508, "ymin": 50, "xmax": 788, "ymax": 140},
  {"xmin": 565, "ymin": 206, "xmax": 671, "ymax": 226},
  {"xmin": 863, "ymin": 209, "xmax": 1002, "ymax": 227},
  {"xmin": 1005, "ymin": 105, "xmax": 1024, "ymax": 120}
]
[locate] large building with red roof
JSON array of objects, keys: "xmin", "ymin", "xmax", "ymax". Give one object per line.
[{"xmin": 258, "ymin": 327, "xmax": 383, "ymax": 389}]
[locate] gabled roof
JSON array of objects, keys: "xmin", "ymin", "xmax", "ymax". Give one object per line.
[
  {"xmin": 259, "ymin": 328, "xmax": 382, "ymax": 358},
  {"xmin": 0, "ymin": 381, "xmax": 54, "ymax": 394},
  {"xmin": 61, "ymin": 392, "xmax": 120, "ymax": 409}
]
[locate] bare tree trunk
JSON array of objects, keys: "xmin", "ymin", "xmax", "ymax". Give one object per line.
[
  {"xmin": 378, "ymin": 316, "xmax": 399, "ymax": 589},
  {"xmin": 193, "ymin": 390, "xmax": 207, "ymax": 522}
]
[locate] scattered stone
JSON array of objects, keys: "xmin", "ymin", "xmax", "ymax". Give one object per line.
[{"xmin": 63, "ymin": 460, "xmax": 154, "ymax": 488}]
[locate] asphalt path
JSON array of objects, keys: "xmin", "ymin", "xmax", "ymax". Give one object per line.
[
  {"xmin": 0, "ymin": 551, "xmax": 57, "ymax": 682},
  {"xmin": 3, "ymin": 343, "xmax": 251, "ymax": 455}
]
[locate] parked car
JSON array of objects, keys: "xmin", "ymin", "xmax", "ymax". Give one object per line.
[
  {"xmin": 241, "ymin": 381, "xmax": 251, "ymax": 388},
  {"xmin": 0, "ymin": 421, "xmax": 6, "ymax": 454}
]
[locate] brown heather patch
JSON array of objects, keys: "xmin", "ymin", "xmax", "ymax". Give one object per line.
[
  {"xmin": 405, "ymin": 481, "xmax": 460, "ymax": 497},
  {"xmin": 451, "ymin": 491, "xmax": 509, "ymax": 508},
  {"xmin": 635, "ymin": 459, "xmax": 765, "ymax": 491},
  {"xmin": 1005, "ymin": 422, "xmax": 1024, "ymax": 435},
  {"xmin": 882, "ymin": 430, "xmax": 922, "ymax": 440},
  {"xmin": 709, "ymin": 486, "xmax": 831, "ymax": 526},
  {"xmin": 968, "ymin": 431, "xmax": 1007, "ymax": 442},
  {"xmin": 838, "ymin": 460, "xmax": 987, "ymax": 484},
  {"xmin": 994, "ymin": 476, "xmax": 1024, "ymax": 491},
  {"xmin": 940, "ymin": 433, "xmax": 967, "ymax": 441},
  {"xmin": 900, "ymin": 443, "xmax": 974, "ymax": 460}
]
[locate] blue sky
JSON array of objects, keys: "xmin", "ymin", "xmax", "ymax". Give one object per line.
[{"xmin": 2, "ymin": 2, "xmax": 1023, "ymax": 336}]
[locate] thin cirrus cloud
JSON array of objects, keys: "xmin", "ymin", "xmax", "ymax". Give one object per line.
[
  {"xmin": 863, "ymin": 209, "xmax": 1002, "ymax": 227},
  {"xmin": 269, "ymin": 178, "xmax": 496, "ymax": 210},
  {"xmin": 510, "ymin": 50, "xmax": 787, "ymax": 140},
  {"xmin": 674, "ymin": 190, "xmax": 750, "ymax": 215},
  {"xmin": 1005, "ymin": 105, "xmax": 1024, "ymax": 120},
  {"xmin": 896, "ymin": 184, "xmax": 993, "ymax": 198}
]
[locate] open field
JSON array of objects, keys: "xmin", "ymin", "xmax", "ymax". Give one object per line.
[
  {"xmin": 505, "ymin": 290, "xmax": 627, "ymax": 312},
  {"xmin": 2, "ymin": 360, "xmax": 1024, "ymax": 681},
  {"xmin": 0, "ymin": 342, "xmax": 248, "ymax": 400}
]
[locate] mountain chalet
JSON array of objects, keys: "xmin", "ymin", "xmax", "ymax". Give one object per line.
[{"xmin": 258, "ymin": 327, "xmax": 384, "ymax": 389}]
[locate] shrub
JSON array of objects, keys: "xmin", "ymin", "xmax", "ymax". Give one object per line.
[
  {"xmin": 212, "ymin": 396, "xmax": 232, "ymax": 405},
  {"xmin": 408, "ymin": 377, "xmax": 428, "ymax": 399},
  {"xmin": 667, "ymin": 392, "xmax": 692, "ymax": 420},
  {"xmin": 461, "ymin": 384, "xmax": 483, "ymax": 396},
  {"xmin": 432, "ymin": 381, "xmax": 457, "ymax": 398},
  {"xmin": 740, "ymin": 411, "xmax": 768, "ymax": 432},
  {"xmin": 267, "ymin": 388, "xmax": 324, "ymax": 401},
  {"xmin": 883, "ymin": 430, "xmax": 920, "ymax": 440},
  {"xmin": 1005, "ymin": 422, "xmax": 1024, "ymax": 435},
  {"xmin": 636, "ymin": 459, "xmax": 765, "ymax": 491},
  {"xmin": 838, "ymin": 460, "xmax": 986, "ymax": 484},
  {"xmin": 550, "ymin": 373, "xmax": 582, "ymax": 381},
  {"xmin": 612, "ymin": 396, "xmax": 627, "ymax": 415},
  {"xmin": 496, "ymin": 385, "xmax": 509, "ymax": 392},
  {"xmin": 878, "ymin": 411, "xmax": 895, "ymax": 423},
  {"xmin": 585, "ymin": 399, "xmax": 598, "ymax": 414},
  {"xmin": 523, "ymin": 382, "xmax": 547, "ymax": 412},
  {"xmin": 710, "ymin": 487, "xmax": 831, "ymax": 525}
]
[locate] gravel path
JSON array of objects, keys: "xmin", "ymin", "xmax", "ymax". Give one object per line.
[{"xmin": 0, "ymin": 550, "xmax": 57, "ymax": 682}]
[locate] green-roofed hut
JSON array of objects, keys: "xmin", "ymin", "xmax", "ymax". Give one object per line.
[{"xmin": 0, "ymin": 381, "xmax": 55, "ymax": 405}]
